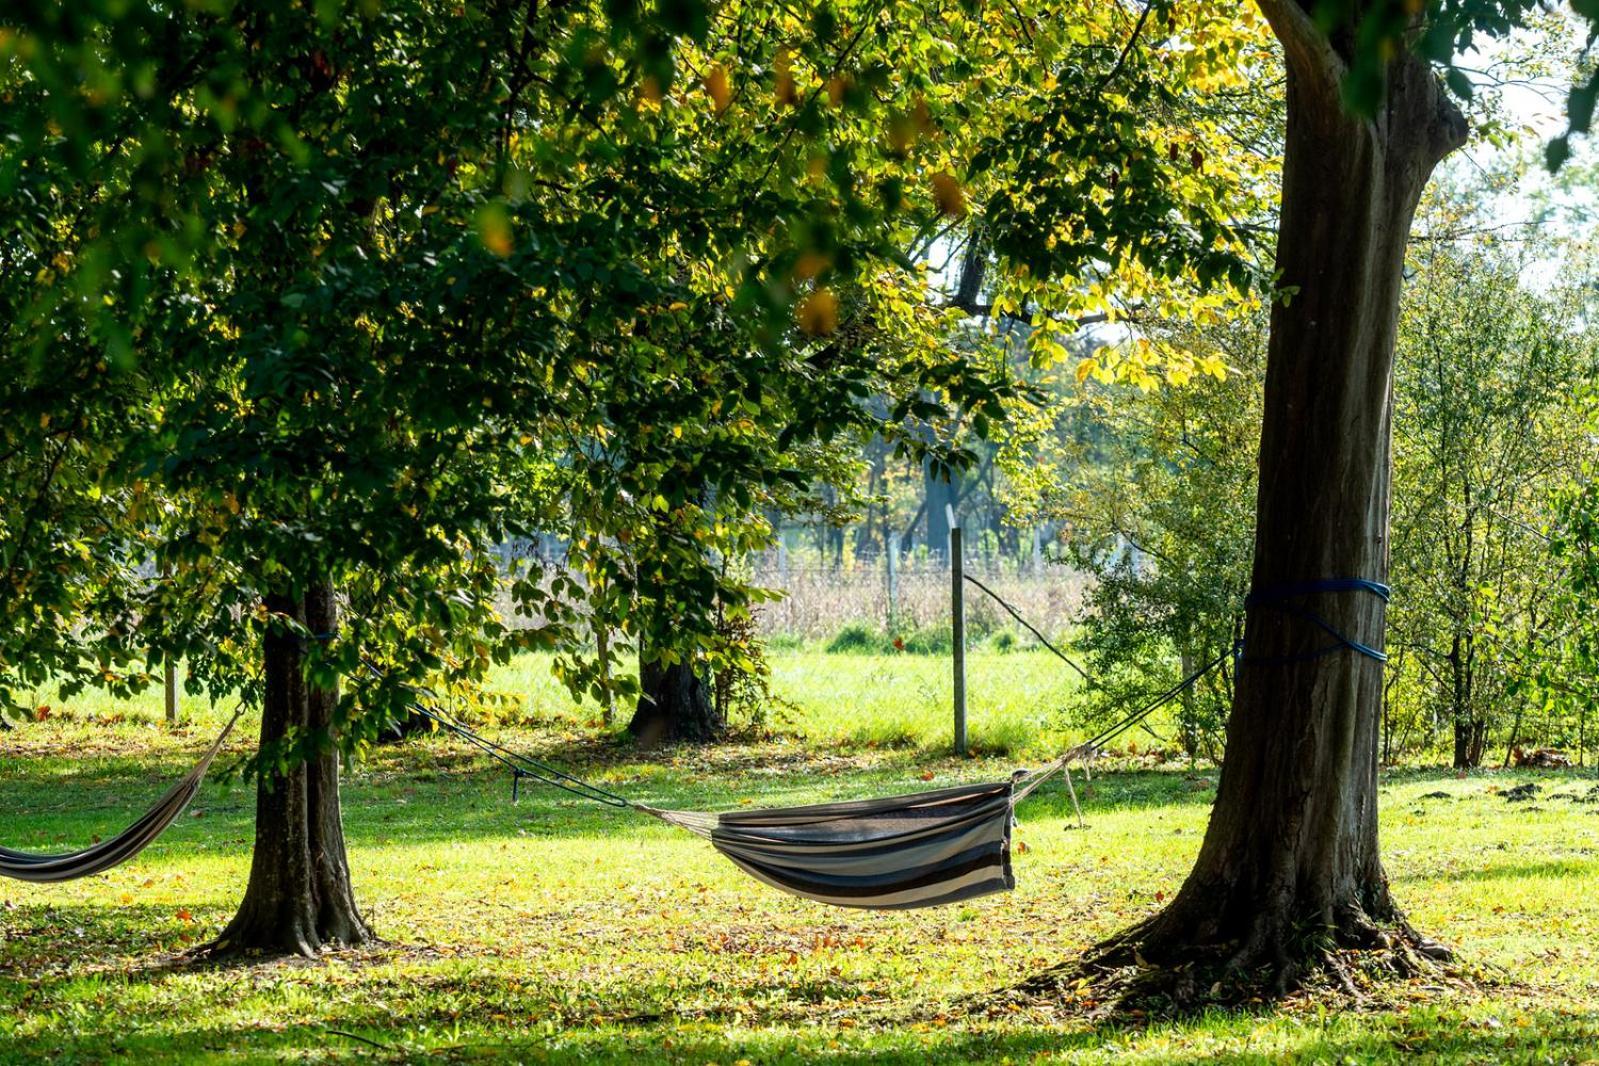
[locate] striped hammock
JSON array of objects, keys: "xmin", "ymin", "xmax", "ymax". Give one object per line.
[
  {"xmin": 0, "ymin": 712, "xmax": 241, "ymax": 884},
  {"xmin": 639, "ymin": 769, "xmax": 1066, "ymax": 910}
]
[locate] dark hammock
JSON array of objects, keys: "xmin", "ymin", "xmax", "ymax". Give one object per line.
[
  {"xmin": 638, "ymin": 780, "xmax": 1024, "ymax": 909},
  {"xmin": 0, "ymin": 711, "xmax": 241, "ymax": 884}
]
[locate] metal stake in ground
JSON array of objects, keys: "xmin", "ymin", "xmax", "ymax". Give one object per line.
[{"xmin": 949, "ymin": 504, "xmax": 967, "ymax": 757}]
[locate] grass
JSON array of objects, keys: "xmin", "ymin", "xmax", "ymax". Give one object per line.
[
  {"xmin": 464, "ymin": 648, "xmax": 1081, "ymax": 759},
  {"xmin": 3, "ymin": 652, "xmax": 1599, "ymax": 1063}
]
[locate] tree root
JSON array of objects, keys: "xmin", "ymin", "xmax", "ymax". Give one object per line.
[{"xmin": 977, "ymin": 912, "xmax": 1471, "ymax": 1023}]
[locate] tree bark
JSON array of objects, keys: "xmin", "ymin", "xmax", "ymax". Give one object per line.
[
  {"xmin": 212, "ymin": 579, "xmax": 373, "ymax": 958},
  {"xmin": 302, "ymin": 579, "xmax": 371, "ymax": 946},
  {"xmin": 628, "ymin": 653, "xmax": 723, "ymax": 746},
  {"xmin": 1109, "ymin": 8, "xmax": 1467, "ymax": 984}
]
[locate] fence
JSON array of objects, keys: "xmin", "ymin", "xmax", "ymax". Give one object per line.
[
  {"xmin": 486, "ymin": 541, "xmax": 1088, "ymax": 644},
  {"xmin": 749, "ymin": 549, "xmax": 1087, "ymax": 642}
]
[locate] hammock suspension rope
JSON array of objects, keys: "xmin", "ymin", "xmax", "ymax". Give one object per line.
[{"xmin": 5, "ymin": 577, "xmax": 1389, "ymax": 908}]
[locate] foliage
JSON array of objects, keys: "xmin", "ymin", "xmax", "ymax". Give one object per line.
[
  {"xmin": 0, "ymin": 0, "xmax": 1024, "ymax": 746},
  {"xmin": 997, "ymin": 312, "xmax": 1262, "ymax": 759},
  {"xmin": 826, "ymin": 622, "xmax": 881, "ymax": 654},
  {"xmin": 1386, "ymin": 234, "xmax": 1599, "ymax": 767},
  {"xmin": 1005, "ymin": 193, "xmax": 1599, "ymax": 767},
  {"xmin": 1547, "ymin": 412, "xmax": 1599, "ymax": 766},
  {"xmin": 708, "ymin": 595, "xmax": 784, "ymax": 733}
]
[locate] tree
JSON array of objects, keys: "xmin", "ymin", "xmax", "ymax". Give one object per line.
[
  {"xmin": 1075, "ymin": 0, "xmax": 1584, "ymax": 990},
  {"xmin": 215, "ymin": 581, "xmax": 371, "ymax": 955},
  {"xmin": 1388, "ymin": 240, "xmax": 1598, "ymax": 768},
  {"xmin": 4, "ymin": 0, "xmax": 596, "ymax": 956}
]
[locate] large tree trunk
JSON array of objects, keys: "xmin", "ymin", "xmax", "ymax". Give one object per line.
[
  {"xmin": 1104, "ymin": 6, "xmax": 1467, "ymax": 987},
  {"xmin": 212, "ymin": 579, "xmax": 373, "ymax": 958},
  {"xmin": 628, "ymin": 654, "xmax": 723, "ymax": 746}
]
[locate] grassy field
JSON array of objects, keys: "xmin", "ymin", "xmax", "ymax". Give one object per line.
[
  {"xmin": 3, "ymin": 651, "xmax": 1599, "ymax": 1063},
  {"xmin": 485, "ymin": 649, "xmax": 1082, "ymax": 757}
]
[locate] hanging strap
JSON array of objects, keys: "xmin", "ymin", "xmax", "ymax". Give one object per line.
[
  {"xmin": 409, "ymin": 702, "xmax": 634, "ymax": 809},
  {"xmin": 1011, "ymin": 648, "xmax": 1228, "ymax": 818},
  {"xmin": 960, "ymin": 574, "xmax": 1094, "ymax": 685},
  {"xmin": 359, "ymin": 661, "xmax": 633, "ymax": 809},
  {"xmin": 1240, "ymin": 578, "xmax": 1390, "ymax": 664}
]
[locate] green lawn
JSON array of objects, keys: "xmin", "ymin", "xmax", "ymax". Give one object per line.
[
  {"xmin": 3, "ymin": 652, "xmax": 1598, "ymax": 1063},
  {"xmin": 485, "ymin": 648, "xmax": 1082, "ymax": 757}
]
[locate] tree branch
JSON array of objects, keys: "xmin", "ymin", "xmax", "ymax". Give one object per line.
[{"xmin": 1254, "ymin": 0, "xmax": 1347, "ymax": 97}]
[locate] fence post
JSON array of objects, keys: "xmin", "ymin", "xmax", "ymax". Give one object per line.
[
  {"xmin": 948, "ymin": 505, "xmax": 967, "ymax": 757},
  {"xmin": 161, "ymin": 559, "xmax": 178, "ymax": 727},
  {"xmin": 777, "ymin": 539, "xmax": 789, "ymax": 630},
  {"xmin": 886, "ymin": 531, "xmax": 900, "ymax": 631},
  {"xmin": 164, "ymin": 659, "xmax": 178, "ymax": 726}
]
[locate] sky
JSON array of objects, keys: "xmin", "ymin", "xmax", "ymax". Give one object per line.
[{"xmin": 1453, "ymin": 18, "xmax": 1599, "ymax": 257}]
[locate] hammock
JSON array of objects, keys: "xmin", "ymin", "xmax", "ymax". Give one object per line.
[
  {"xmin": 639, "ymin": 775, "xmax": 1062, "ymax": 909},
  {"xmin": 413, "ymin": 700, "xmax": 1110, "ymax": 911},
  {"xmin": 0, "ymin": 710, "xmax": 242, "ymax": 884}
]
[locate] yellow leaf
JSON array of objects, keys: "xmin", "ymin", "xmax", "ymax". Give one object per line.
[
  {"xmin": 703, "ymin": 64, "xmax": 731, "ymax": 115},
  {"xmin": 476, "ymin": 203, "xmax": 513, "ymax": 257},
  {"xmin": 930, "ymin": 172, "xmax": 966, "ymax": 219},
  {"xmin": 774, "ymin": 49, "xmax": 798, "ymax": 107},
  {"xmin": 796, "ymin": 288, "xmax": 838, "ymax": 336},
  {"xmin": 791, "ymin": 251, "xmax": 830, "ymax": 282}
]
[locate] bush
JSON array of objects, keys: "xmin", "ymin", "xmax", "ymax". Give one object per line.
[
  {"xmin": 765, "ymin": 632, "xmax": 807, "ymax": 653},
  {"xmin": 896, "ymin": 625, "xmax": 951, "ymax": 655},
  {"xmin": 826, "ymin": 622, "xmax": 882, "ymax": 654}
]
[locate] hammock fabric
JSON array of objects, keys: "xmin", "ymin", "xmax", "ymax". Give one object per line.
[
  {"xmin": 639, "ymin": 774, "xmax": 1062, "ymax": 910},
  {"xmin": 0, "ymin": 712, "xmax": 240, "ymax": 884}
]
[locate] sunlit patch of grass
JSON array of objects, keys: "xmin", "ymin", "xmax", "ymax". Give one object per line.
[{"xmin": 23, "ymin": 649, "xmax": 1085, "ymax": 760}]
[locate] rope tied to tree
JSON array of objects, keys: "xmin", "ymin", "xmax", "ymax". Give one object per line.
[{"xmin": 1239, "ymin": 578, "xmax": 1391, "ymax": 665}]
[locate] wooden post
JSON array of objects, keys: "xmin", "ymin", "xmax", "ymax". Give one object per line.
[
  {"xmin": 164, "ymin": 658, "xmax": 178, "ymax": 726},
  {"xmin": 948, "ymin": 504, "xmax": 967, "ymax": 757},
  {"xmin": 161, "ymin": 559, "xmax": 178, "ymax": 727},
  {"xmin": 886, "ymin": 531, "xmax": 900, "ymax": 631}
]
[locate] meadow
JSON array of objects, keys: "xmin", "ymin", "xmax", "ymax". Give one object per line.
[{"xmin": 3, "ymin": 649, "xmax": 1598, "ymax": 1063}]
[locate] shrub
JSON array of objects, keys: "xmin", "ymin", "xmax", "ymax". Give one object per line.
[
  {"xmin": 897, "ymin": 625, "xmax": 951, "ymax": 655},
  {"xmin": 826, "ymin": 622, "xmax": 882, "ymax": 654}
]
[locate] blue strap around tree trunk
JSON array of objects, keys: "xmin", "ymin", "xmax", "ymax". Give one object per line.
[{"xmin": 1239, "ymin": 578, "xmax": 1391, "ymax": 664}]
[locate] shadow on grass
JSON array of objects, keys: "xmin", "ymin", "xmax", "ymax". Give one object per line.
[
  {"xmin": 3, "ymin": 975, "xmax": 1597, "ymax": 1064},
  {"xmin": 1394, "ymin": 857, "xmax": 1599, "ymax": 886}
]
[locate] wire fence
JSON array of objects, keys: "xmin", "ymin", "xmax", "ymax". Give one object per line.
[
  {"xmin": 485, "ymin": 543, "xmax": 1088, "ymax": 643},
  {"xmin": 748, "ymin": 554, "xmax": 1087, "ymax": 641}
]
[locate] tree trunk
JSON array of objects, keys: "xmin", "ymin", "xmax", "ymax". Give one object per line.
[
  {"xmin": 1106, "ymin": 12, "xmax": 1467, "ymax": 986},
  {"xmin": 212, "ymin": 579, "xmax": 373, "ymax": 958},
  {"xmin": 302, "ymin": 579, "xmax": 371, "ymax": 946},
  {"xmin": 628, "ymin": 654, "xmax": 723, "ymax": 746}
]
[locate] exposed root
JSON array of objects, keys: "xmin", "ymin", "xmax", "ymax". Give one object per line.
[
  {"xmin": 200, "ymin": 914, "xmax": 380, "ymax": 963},
  {"xmin": 975, "ymin": 912, "xmax": 1473, "ymax": 1023}
]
